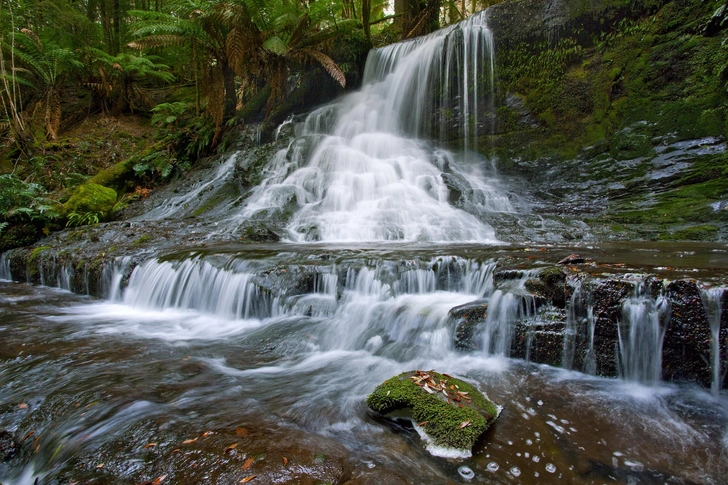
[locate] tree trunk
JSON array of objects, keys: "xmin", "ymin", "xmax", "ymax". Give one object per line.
[
  {"xmin": 222, "ymin": 62, "xmax": 236, "ymax": 121},
  {"xmin": 361, "ymin": 0, "xmax": 371, "ymax": 43}
]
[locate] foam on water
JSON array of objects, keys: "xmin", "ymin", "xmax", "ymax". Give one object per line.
[{"xmin": 230, "ymin": 10, "xmax": 512, "ymax": 243}]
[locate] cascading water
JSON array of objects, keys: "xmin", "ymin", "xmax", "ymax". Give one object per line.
[
  {"xmin": 701, "ymin": 287, "xmax": 726, "ymax": 395},
  {"xmin": 234, "ymin": 10, "xmax": 513, "ymax": 243},
  {"xmin": 617, "ymin": 282, "xmax": 670, "ymax": 385},
  {"xmin": 0, "ymin": 253, "xmax": 10, "ymax": 281}
]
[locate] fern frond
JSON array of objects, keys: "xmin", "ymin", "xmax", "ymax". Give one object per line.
[{"xmin": 300, "ymin": 48, "xmax": 345, "ymax": 87}]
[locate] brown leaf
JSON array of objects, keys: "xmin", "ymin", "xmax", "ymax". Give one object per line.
[
  {"xmin": 235, "ymin": 427, "xmax": 248, "ymax": 438},
  {"xmin": 18, "ymin": 403, "xmax": 28, "ymax": 409},
  {"xmin": 242, "ymin": 457, "xmax": 254, "ymax": 470},
  {"xmin": 240, "ymin": 476, "xmax": 255, "ymax": 483},
  {"xmin": 182, "ymin": 437, "xmax": 198, "ymax": 445},
  {"xmin": 96, "ymin": 463, "xmax": 105, "ymax": 468},
  {"xmin": 151, "ymin": 475, "xmax": 167, "ymax": 485},
  {"xmin": 417, "ymin": 421, "xmax": 428, "ymax": 426},
  {"xmin": 20, "ymin": 431, "xmax": 35, "ymax": 443},
  {"xmin": 202, "ymin": 430, "xmax": 213, "ymax": 437},
  {"xmin": 459, "ymin": 420, "xmax": 471, "ymax": 429},
  {"xmin": 143, "ymin": 443, "xmax": 157, "ymax": 449},
  {"xmin": 224, "ymin": 443, "xmax": 239, "ymax": 454},
  {"xmin": 282, "ymin": 456, "xmax": 288, "ymax": 466},
  {"xmin": 458, "ymin": 403, "xmax": 464, "ymax": 408}
]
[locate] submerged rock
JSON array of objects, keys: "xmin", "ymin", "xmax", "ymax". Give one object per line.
[{"xmin": 366, "ymin": 370, "xmax": 499, "ymax": 456}]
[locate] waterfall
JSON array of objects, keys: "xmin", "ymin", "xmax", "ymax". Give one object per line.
[
  {"xmin": 700, "ymin": 287, "xmax": 725, "ymax": 395},
  {"xmin": 617, "ymin": 283, "xmax": 670, "ymax": 385},
  {"xmin": 234, "ymin": 10, "xmax": 513, "ymax": 243},
  {"xmin": 0, "ymin": 253, "xmax": 10, "ymax": 281}
]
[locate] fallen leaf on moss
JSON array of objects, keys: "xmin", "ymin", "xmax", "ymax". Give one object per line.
[{"xmin": 459, "ymin": 420, "xmax": 471, "ymax": 429}]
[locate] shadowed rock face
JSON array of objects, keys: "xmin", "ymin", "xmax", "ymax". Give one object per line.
[
  {"xmin": 449, "ymin": 266, "xmax": 726, "ymax": 387},
  {"xmin": 663, "ymin": 280, "xmax": 712, "ymax": 387}
]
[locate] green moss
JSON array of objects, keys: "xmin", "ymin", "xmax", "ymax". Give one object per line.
[
  {"xmin": 133, "ymin": 234, "xmax": 151, "ymax": 245},
  {"xmin": 87, "ymin": 158, "xmax": 137, "ymax": 192},
  {"xmin": 63, "ymin": 183, "xmax": 118, "ymax": 218},
  {"xmin": 28, "ymin": 245, "xmax": 51, "ymax": 266},
  {"xmin": 658, "ymin": 225, "xmax": 719, "ymax": 241},
  {"xmin": 366, "ymin": 370, "xmax": 498, "ymax": 450}
]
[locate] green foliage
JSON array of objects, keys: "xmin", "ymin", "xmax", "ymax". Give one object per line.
[
  {"xmin": 0, "ymin": 174, "xmax": 58, "ymax": 223},
  {"xmin": 66, "ymin": 211, "xmax": 101, "ymax": 227},
  {"xmin": 85, "ymin": 49, "xmax": 175, "ymax": 113}
]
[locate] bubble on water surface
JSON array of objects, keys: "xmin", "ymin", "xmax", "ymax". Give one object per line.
[
  {"xmin": 545, "ymin": 463, "xmax": 556, "ymax": 473},
  {"xmin": 510, "ymin": 467, "xmax": 521, "ymax": 477},
  {"xmin": 532, "ymin": 455, "xmax": 540, "ymax": 463},
  {"xmin": 487, "ymin": 462, "xmax": 499, "ymax": 472},
  {"xmin": 458, "ymin": 465, "xmax": 474, "ymax": 480}
]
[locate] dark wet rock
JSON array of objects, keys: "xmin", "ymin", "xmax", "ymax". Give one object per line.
[
  {"xmin": 524, "ymin": 267, "xmax": 569, "ymax": 308},
  {"xmin": 367, "ymin": 370, "xmax": 499, "ymax": 453},
  {"xmin": 449, "ymin": 299, "xmax": 488, "ymax": 351},
  {"xmin": 588, "ymin": 279, "xmax": 635, "ymax": 377},
  {"xmin": 512, "ymin": 307, "xmax": 566, "ymax": 367},
  {"xmin": 0, "ymin": 430, "xmax": 18, "ymax": 462},
  {"xmin": 493, "ymin": 269, "xmax": 526, "ymax": 287},
  {"xmin": 703, "ymin": 3, "xmax": 728, "ymax": 36},
  {"xmin": 238, "ymin": 221, "xmax": 283, "ymax": 242},
  {"xmin": 663, "ymin": 280, "xmax": 712, "ymax": 387},
  {"xmin": 440, "ymin": 172, "xmax": 469, "ymax": 206},
  {"xmin": 558, "ymin": 253, "xmax": 586, "ymax": 265}
]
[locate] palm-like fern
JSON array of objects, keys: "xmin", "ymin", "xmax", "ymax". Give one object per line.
[
  {"xmin": 85, "ymin": 48, "xmax": 175, "ymax": 114},
  {"xmin": 11, "ymin": 29, "xmax": 83, "ymax": 140}
]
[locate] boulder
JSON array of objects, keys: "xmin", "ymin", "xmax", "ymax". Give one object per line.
[
  {"xmin": 449, "ymin": 299, "xmax": 488, "ymax": 351},
  {"xmin": 366, "ymin": 370, "xmax": 499, "ymax": 455}
]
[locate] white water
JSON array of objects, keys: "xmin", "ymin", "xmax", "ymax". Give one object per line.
[
  {"xmin": 0, "ymin": 253, "xmax": 10, "ymax": 281},
  {"xmin": 618, "ymin": 284, "xmax": 670, "ymax": 385},
  {"xmin": 701, "ymin": 287, "xmax": 725, "ymax": 395},
  {"xmin": 231, "ymin": 10, "xmax": 512, "ymax": 243}
]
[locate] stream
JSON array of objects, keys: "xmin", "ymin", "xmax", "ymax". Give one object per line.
[{"xmin": 2, "ymin": 244, "xmax": 728, "ymax": 484}]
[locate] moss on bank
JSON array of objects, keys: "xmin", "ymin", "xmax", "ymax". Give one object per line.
[{"xmin": 367, "ymin": 370, "xmax": 498, "ymax": 450}]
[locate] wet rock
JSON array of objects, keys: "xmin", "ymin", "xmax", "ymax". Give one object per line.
[
  {"xmin": 558, "ymin": 253, "xmax": 586, "ymax": 264},
  {"xmin": 238, "ymin": 221, "xmax": 282, "ymax": 242},
  {"xmin": 440, "ymin": 172, "xmax": 469, "ymax": 206},
  {"xmin": 524, "ymin": 267, "xmax": 569, "ymax": 308},
  {"xmin": 449, "ymin": 300, "xmax": 488, "ymax": 351},
  {"xmin": 367, "ymin": 370, "xmax": 499, "ymax": 454},
  {"xmin": 703, "ymin": 3, "xmax": 728, "ymax": 36},
  {"xmin": 512, "ymin": 307, "xmax": 566, "ymax": 367},
  {"xmin": 493, "ymin": 269, "xmax": 526, "ymax": 288},
  {"xmin": 587, "ymin": 279, "xmax": 634, "ymax": 377},
  {"xmin": 663, "ymin": 280, "xmax": 712, "ymax": 387},
  {"xmin": 0, "ymin": 430, "xmax": 18, "ymax": 462}
]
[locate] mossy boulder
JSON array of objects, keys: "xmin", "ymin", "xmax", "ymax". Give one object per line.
[
  {"xmin": 366, "ymin": 370, "xmax": 499, "ymax": 453},
  {"xmin": 63, "ymin": 183, "xmax": 118, "ymax": 218}
]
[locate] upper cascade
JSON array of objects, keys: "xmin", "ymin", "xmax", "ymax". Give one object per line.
[{"xmin": 235, "ymin": 10, "xmax": 513, "ymax": 243}]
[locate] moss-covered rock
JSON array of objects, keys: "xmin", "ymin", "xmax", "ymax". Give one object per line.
[
  {"xmin": 366, "ymin": 370, "xmax": 499, "ymax": 453},
  {"xmin": 63, "ymin": 183, "xmax": 118, "ymax": 218}
]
